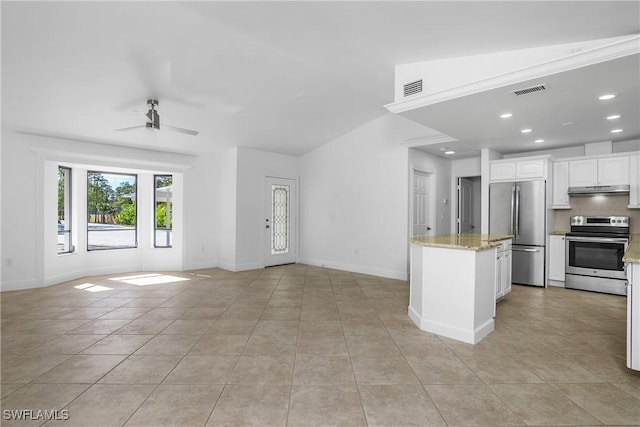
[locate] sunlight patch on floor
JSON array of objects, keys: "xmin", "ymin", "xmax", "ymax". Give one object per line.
[{"xmin": 108, "ymin": 273, "xmax": 190, "ymax": 286}]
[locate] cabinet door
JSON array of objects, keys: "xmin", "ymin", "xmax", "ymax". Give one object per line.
[
  {"xmin": 629, "ymin": 155, "xmax": 640, "ymax": 208},
  {"xmin": 495, "ymin": 252, "xmax": 504, "ymax": 300},
  {"xmin": 552, "ymin": 161, "xmax": 570, "ymax": 208},
  {"xmin": 503, "ymin": 250, "xmax": 512, "ymax": 296},
  {"xmin": 516, "ymin": 159, "xmax": 545, "ymax": 179},
  {"xmin": 569, "ymin": 159, "xmax": 597, "ymax": 187},
  {"xmin": 490, "ymin": 161, "xmax": 516, "ymax": 181},
  {"xmin": 548, "ymin": 235, "xmax": 566, "ymax": 281},
  {"xmin": 598, "ymin": 156, "xmax": 629, "ymax": 186}
]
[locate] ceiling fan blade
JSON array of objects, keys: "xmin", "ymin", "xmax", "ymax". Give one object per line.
[
  {"xmin": 115, "ymin": 125, "xmax": 146, "ymax": 132},
  {"xmin": 163, "ymin": 124, "xmax": 199, "ymax": 136}
]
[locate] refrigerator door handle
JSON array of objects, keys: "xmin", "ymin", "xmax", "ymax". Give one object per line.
[
  {"xmin": 515, "ymin": 185, "xmax": 520, "ymax": 239},
  {"xmin": 510, "ymin": 184, "xmax": 515, "ymax": 235},
  {"xmin": 512, "ymin": 247, "xmax": 540, "ymax": 252}
]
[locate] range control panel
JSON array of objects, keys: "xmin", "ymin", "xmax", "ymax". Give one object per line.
[{"xmin": 570, "ymin": 216, "xmax": 629, "ymax": 227}]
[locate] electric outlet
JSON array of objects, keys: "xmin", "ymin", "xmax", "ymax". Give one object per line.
[{"xmin": 5, "ymin": 258, "xmax": 12, "ymax": 267}]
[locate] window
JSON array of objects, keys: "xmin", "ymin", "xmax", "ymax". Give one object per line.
[
  {"xmin": 87, "ymin": 171, "xmax": 137, "ymax": 250},
  {"xmin": 154, "ymin": 175, "xmax": 173, "ymax": 248},
  {"xmin": 57, "ymin": 166, "xmax": 72, "ymax": 254}
]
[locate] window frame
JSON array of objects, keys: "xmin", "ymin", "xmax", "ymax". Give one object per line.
[
  {"xmin": 86, "ymin": 170, "xmax": 138, "ymax": 251},
  {"xmin": 154, "ymin": 174, "xmax": 173, "ymax": 248},
  {"xmin": 57, "ymin": 166, "xmax": 73, "ymax": 254}
]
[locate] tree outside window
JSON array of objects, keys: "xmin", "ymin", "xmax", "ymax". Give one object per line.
[
  {"xmin": 87, "ymin": 172, "xmax": 137, "ymax": 250},
  {"xmin": 155, "ymin": 175, "xmax": 173, "ymax": 247}
]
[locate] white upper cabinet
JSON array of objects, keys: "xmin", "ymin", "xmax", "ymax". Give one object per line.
[
  {"xmin": 598, "ymin": 156, "xmax": 629, "ymax": 186},
  {"xmin": 569, "ymin": 156, "xmax": 629, "ymax": 187},
  {"xmin": 490, "ymin": 162, "xmax": 516, "ymax": 181},
  {"xmin": 630, "ymin": 155, "xmax": 640, "ymax": 209},
  {"xmin": 490, "ymin": 157, "xmax": 548, "ymax": 182},
  {"xmin": 552, "ymin": 161, "xmax": 570, "ymax": 209},
  {"xmin": 568, "ymin": 159, "xmax": 597, "ymax": 187},
  {"xmin": 516, "ymin": 159, "xmax": 546, "ymax": 179}
]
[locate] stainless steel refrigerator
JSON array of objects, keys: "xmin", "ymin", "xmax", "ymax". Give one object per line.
[{"xmin": 489, "ymin": 180, "xmax": 546, "ymax": 287}]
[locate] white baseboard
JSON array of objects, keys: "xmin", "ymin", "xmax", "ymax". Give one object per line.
[
  {"xmin": 298, "ymin": 257, "xmax": 407, "ymax": 281},
  {"xmin": 548, "ymin": 280, "xmax": 565, "ymax": 288},
  {"xmin": 215, "ymin": 261, "xmax": 263, "ymax": 273},
  {"xmin": 182, "ymin": 260, "xmax": 217, "ymax": 271},
  {"xmin": 1, "ymin": 278, "xmax": 40, "ymax": 292},
  {"xmin": 407, "ymin": 305, "xmax": 494, "ymax": 344}
]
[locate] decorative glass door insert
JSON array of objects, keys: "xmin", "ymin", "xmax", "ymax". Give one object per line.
[{"xmin": 271, "ymin": 184, "xmax": 290, "ymax": 255}]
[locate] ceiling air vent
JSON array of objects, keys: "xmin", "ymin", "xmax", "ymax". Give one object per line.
[
  {"xmin": 404, "ymin": 79, "xmax": 423, "ymax": 97},
  {"xmin": 512, "ymin": 84, "xmax": 547, "ymax": 96}
]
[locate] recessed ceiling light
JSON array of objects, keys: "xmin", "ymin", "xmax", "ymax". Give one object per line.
[
  {"xmin": 499, "ymin": 113, "xmax": 513, "ymax": 119},
  {"xmin": 444, "ymin": 150, "xmax": 455, "ymax": 155},
  {"xmin": 611, "ymin": 129, "xmax": 623, "ymax": 133},
  {"xmin": 521, "ymin": 128, "xmax": 532, "ymax": 133},
  {"xmin": 606, "ymin": 114, "xmax": 621, "ymax": 120},
  {"xmin": 534, "ymin": 139, "xmax": 544, "ymax": 143},
  {"xmin": 598, "ymin": 94, "xmax": 616, "ymax": 100}
]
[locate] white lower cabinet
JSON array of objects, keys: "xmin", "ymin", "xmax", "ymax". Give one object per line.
[
  {"xmin": 549, "ymin": 235, "xmax": 566, "ymax": 282},
  {"xmin": 495, "ymin": 239, "xmax": 512, "ymax": 302}
]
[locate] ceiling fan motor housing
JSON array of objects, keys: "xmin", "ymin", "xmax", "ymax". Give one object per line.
[{"xmin": 145, "ymin": 99, "xmax": 160, "ymax": 130}]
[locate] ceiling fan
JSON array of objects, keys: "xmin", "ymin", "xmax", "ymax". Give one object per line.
[{"xmin": 116, "ymin": 99, "xmax": 199, "ymax": 136}]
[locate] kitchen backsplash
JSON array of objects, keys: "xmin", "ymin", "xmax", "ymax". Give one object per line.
[{"xmin": 554, "ymin": 195, "xmax": 640, "ymax": 233}]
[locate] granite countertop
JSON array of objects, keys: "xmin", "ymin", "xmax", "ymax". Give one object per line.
[
  {"xmin": 549, "ymin": 231, "xmax": 567, "ymax": 236},
  {"xmin": 623, "ymin": 234, "xmax": 640, "ymax": 263},
  {"xmin": 410, "ymin": 234, "xmax": 513, "ymax": 251}
]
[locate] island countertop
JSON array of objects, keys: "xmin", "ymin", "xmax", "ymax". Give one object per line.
[
  {"xmin": 410, "ymin": 234, "xmax": 512, "ymax": 251},
  {"xmin": 623, "ymin": 234, "xmax": 640, "ymax": 263}
]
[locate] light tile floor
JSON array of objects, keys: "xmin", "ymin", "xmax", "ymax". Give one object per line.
[{"xmin": 1, "ymin": 264, "xmax": 640, "ymax": 426}]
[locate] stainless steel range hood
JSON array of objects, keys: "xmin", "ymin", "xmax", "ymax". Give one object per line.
[{"xmin": 567, "ymin": 184, "xmax": 630, "ymax": 196}]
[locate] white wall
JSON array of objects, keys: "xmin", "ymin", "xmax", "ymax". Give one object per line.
[
  {"xmin": 299, "ymin": 114, "xmax": 436, "ymax": 280},
  {"xmin": 480, "ymin": 148, "xmax": 503, "ymax": 233},
  {"xmin": 1, "ymin": 132, "xmax": 217, "ymax": 291},
  {"xmin": 216, "ymin": 147, "xmax": 238, "ymax": 270}
]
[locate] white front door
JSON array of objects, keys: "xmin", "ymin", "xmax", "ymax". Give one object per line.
[
  {"xmin": 458, "ymin": 177, "xmax": 474, "ymax": 234},
  {"xmin": 264, "ymin": 177, "xmax": 297, "ymax": 267},
  {"xmin": 412, "ymin": 171, "xmax": 431, "ymax": 237}
]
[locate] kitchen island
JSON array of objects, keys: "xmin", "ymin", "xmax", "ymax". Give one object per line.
[{"xmin": 409, "ymin": 234, "xmax": 512, "ymax": 344}]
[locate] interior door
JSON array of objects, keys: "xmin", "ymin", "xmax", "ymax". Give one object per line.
[
  {"xmin": 412, "ymin": 171, "xmax": 431, "ymax": 237},
  {"xmin": 458, "ymin": 177, "xmax": 474, "ymax": 234},
  {"xmin": 264, "ymin": 177, "xmax": 297, "ymax": 267}
]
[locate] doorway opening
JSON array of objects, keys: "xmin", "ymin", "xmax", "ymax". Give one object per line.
[{"xmin": 457, "ymin": 176, "xmax": 481, "ymax": 234}]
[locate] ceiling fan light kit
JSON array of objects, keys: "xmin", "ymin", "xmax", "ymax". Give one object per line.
[{"xmin": 116, "ymin": 99, "xmax": 199, "ymax": 136}]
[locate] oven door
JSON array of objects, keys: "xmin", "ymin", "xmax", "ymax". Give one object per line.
[{"xmin": 565, "ymin": 236, "xmax": 628, "ymax": 279}]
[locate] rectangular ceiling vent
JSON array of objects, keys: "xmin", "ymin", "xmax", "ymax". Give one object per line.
[
  {"xmin": 512, "ymin": 84, "xmax": 547, "ymax": 96},
  {"xmin": 404, "ymin": 80, "xmax": 423, "ymax": 97}
]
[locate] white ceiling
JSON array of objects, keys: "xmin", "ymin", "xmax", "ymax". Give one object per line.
[{"xmin": 2, "ymin": 1, "xmax": 639, "ymax": 156}]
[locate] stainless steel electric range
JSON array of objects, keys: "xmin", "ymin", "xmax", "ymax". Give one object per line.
[{"xmin": 565, "ymin": 216, "xmax": 630, "ymax": 296}]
